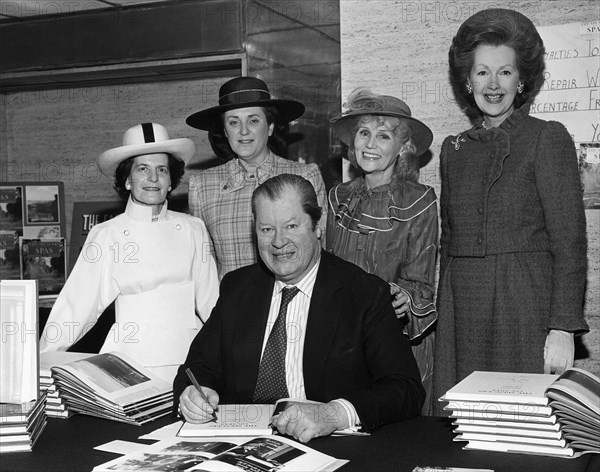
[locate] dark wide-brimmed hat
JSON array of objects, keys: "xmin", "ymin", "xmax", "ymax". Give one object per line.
[
  {"xmin": 98, "ymin": 123, "xmax": 196, "ymax": 177},
  {"xmin": 186, "ymin": 76, "xmax": 305, "ymax": 130},
  {"xmin": 331, "ymin": 87, "xmax": 433, "ymax": 156}
]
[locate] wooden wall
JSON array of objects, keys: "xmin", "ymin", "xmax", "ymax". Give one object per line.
[{"xmin": 340, "ymin": 0, "xmax": 599, "ymax": 375}]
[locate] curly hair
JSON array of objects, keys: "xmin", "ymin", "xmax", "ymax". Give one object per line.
[
  {"xmin": 113, "ymin": 154, "xmax": 185, "ymax": 200},
  {"xmin": 347, "ymin": 115, "xmax": 420, "ymax": 183},
  {"xmin": 449, "ymin": 8, "xmax": 546, "ymax": 121},
  {"xmin": 207, "ymin": 106, "xmax": 289, "ymax": 161}
]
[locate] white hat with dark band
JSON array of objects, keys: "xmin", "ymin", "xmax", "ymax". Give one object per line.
[{"xmin": 98, "ymin": 122, "xmax": 196, "ymax": 177}]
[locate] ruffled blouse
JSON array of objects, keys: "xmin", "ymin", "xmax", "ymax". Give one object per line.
[{"xmin": 326, "ymin": 177, "xmax": 439, "ymax": 340}]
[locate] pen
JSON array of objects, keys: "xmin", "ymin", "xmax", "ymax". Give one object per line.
[{"xmin": 185, "ymin": 368, "xmax": 218, "ymax": 422}]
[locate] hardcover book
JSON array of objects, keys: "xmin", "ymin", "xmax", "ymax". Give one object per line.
[
  {"xmin": 50, "ymin": 352, "xmax": 173, "ymax": 426},
  {"xmin": 440, "ymin": 369, "xmax": 600, "ymax": 458}
]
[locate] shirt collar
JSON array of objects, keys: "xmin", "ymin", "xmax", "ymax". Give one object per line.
[
  {"xmin": 274, "ymin": 255, "xmax": 321, "ymax": 298},
  {"xmin": 125, "ymin": 196, "xmax": 168, "ymax": 222},
  {"xmin": 222, "ymin": 153, "xmax": 278, "ymax": 192}
]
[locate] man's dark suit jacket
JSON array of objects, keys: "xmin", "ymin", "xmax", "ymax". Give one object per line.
[{"xmin": 173, "ymin": 250, "xmax": 425, "ymax": 432}]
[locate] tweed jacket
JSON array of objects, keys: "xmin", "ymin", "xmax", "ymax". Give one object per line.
[
  {"xmin": 174, "ymin": 250, "xmax": 425, "ymax": 432},
  {"xmin": 439, "ymin": 105, "xmax": 588, "ymax": 332}
]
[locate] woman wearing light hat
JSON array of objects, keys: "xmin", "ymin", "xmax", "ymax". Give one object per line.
[
  {"xmin": 40, "ymin": 123, "xmax": 219, "ymax": 382},
  {"xmin": 327, "ymin": 88, "xmax": 438, "ymax": 414},
  {"xmin": 186, "ymin": 76, "xmax": 327, "ymax": 278}
]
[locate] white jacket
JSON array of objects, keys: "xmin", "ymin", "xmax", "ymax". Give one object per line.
[{"xmin": 40, "ymin": 198, "xmax": 219, "ymax": 380}]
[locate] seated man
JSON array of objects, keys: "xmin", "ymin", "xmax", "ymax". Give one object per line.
[{"xmin": 174, "ymin": 174, "xmax": 424, "ymax": 443}]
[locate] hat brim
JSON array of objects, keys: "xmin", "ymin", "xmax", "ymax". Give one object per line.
[
  {"xmin": 331, "ymin": 111, "xmax": 433, "ymax": 156},
  {"xmin": 186, "ymin": 99, "xmax": 305, "ymax": 130},
  {"xmin": 98, "ymin": 138, "xmax": 196, "ymax": 177}
]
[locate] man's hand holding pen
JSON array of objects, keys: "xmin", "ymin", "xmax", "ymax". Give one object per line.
[{"xmin": 179, "ymin": 368, "xmax": 219, "ymax": 424}]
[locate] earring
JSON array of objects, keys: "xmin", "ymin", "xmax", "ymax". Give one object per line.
[
  {"xmin": 125, "ymin": 183, "xmax": 131, "ymax": 190},
  {"xmin": 517, "ymin": 83, "xmax": 524, "ymax": 94},
  {"xmin": 466, "ymin": 83, "xmax": 473, "ymax": 94},
  {"xmin": 168, "ymin": 186, "xmax": 172, "ymax": 192}
]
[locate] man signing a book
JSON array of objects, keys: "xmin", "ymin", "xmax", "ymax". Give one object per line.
[{"xmin": 174, "ymin": 174, "xmax": 424, "ymax": 443}]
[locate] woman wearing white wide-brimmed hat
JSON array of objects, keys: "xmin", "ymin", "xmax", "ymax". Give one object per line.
[{"xmin": 40, "ymin": 123, "xmax": 219, "ymax": 382}]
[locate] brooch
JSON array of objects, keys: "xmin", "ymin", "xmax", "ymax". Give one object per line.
[{"xmin": 451, "ymin": 133, "xmax": 466, "ymax": 151}]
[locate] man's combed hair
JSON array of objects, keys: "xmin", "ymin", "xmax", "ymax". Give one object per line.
[
  {"xmin": 251, "ymin": 174, "xmax": 322, "ymax": 229},
  {"xmin": 449, "ymin": 8, "xmax": 546, "ymax": 122}
]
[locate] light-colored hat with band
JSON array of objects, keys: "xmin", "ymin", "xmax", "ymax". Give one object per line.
[
  {"xmin": 331, "ymin": 87, "xmax": 433, "ymax": 156},
  {"xmin": 186, "ymin": 76, "xmax": 305, "ymax": 131},
  {"xmin": 98, "ymin": 123, "xmax": 196, "ymax": 177}
]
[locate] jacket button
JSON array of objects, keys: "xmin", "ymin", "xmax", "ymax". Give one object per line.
[
  {"xmin": 477, "ymin": 237, "xmax": 483, "ymax": 244},
  {"xmin": 123, "ymin": 230, "xmax": 129, "ymax": 236},
  {"xmin": 176, "ymin": 224, "xmax": 181, "ymax": 230},
  {"xmin": 477, "ymin": 207, "xmax": 483, "ymax": 214}
]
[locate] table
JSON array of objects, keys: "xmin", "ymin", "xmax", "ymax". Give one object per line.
[{"xmin": 0, "ymin": 415, "xmax": 597, "ymax": 472}]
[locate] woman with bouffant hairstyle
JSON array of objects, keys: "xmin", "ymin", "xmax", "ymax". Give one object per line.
[{"xmin": 433, "ymin": 9, "xmax": 588, "ymax": 415}]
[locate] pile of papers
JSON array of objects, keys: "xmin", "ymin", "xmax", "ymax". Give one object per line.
[
  {"xmin": 0, "ymin": 396, "xmax": 47, "ymax": 453},
  {"xmin": 50, "ymin": 352, "xmax": 173, "ymax": 425},
  {"xmin": 440, "ymin": 369, "xmax": 600, "ymax": 458}
]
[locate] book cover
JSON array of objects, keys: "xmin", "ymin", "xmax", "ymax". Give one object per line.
[
  {"xmin": 20, "ymin": 238, "xmax": 66, "ymax": 296},
  {"xmin": 177, "ymin": 404, "xmax": 276, "ymax": 437},
  {"xmin": 68, "ymin": 201, "xmax": 124, "ymax": 276},
  {"xmin": 0, "ymin": 186, "xmax": 23, "ymax": 237},
  {"xmin": 0, "ymin": 230, "xmax": 21, "ymax": 280},
  {"xmin": 440, "ymin": 371, "xmax": 558, "ymax": 405},
  {"xmin": 50, "ymin": 352, "xmax": 173, "ymax": 426}
]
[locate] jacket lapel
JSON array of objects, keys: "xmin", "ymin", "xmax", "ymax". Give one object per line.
[
  {"xmin": 303, "ymin": 251, "xmax": 344, "ymax": 400},
  {"xmin": 233, "ymin": 264, "xmax": 275, "ymax": 400}
]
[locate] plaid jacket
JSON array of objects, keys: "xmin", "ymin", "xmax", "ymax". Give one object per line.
[{"xmin": 188, "ymin": 153, "xmax": 327, "ymax": 279}]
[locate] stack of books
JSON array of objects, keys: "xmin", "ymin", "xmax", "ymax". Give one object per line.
[
  {"xmin": 0, "ymin": 396, "xmax": 47, "ymax": 453},
  {"xmin": 50, "ymin": 352, "xmax": 173, "ymax": 425},
  {"xmin": 39, "ymin": 351, "xmax": 93, "ymax": 419},
  {"xmin": 440, "ymin": 369, "xmax": 600, "ymax": 458}
]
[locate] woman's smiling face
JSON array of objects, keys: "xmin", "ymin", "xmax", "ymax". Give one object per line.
[
  {"xmin": 468, "ymin": 44, "xmax": 521, "ymax": 127},
  {"xmin": 353, "ymin": 115, "xmax": 404, "ymax": 186}
]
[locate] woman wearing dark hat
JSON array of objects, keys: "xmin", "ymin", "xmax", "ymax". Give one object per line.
[
  {"xmin": 186, "ymin": 76, "xmax": 327, "ymax": 278},
  {"xmin": 327, "ymin": 87, "xmax": 438, "ymax": 414},
  {"xmin": 40, "ymin": 123, "xmax": 219, "ymax": 382},
  {"xmin": 433, "ymin": 9, "xmax": 588, "ymax": 414}
]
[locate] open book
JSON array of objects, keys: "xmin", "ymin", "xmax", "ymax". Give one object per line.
[
  {"xmin": 93, "ymin": 435, "xmax": 348, "ymax": 472},
  {"xmin": 440, "ymin": 369, "xmax": 600, "ymax": 457},
  {"xmin": 50, "ymin": 352, "xmax": 173, "ymax": 425},
  {"xmin": 178, "ymin": 398, "xmax": 368, "ymax": 438},
  {"xmin": 178, "ymin": 404, "xmax": 276, "ymax": 437}
]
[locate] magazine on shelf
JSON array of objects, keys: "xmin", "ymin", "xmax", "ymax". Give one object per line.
[
  {"xmin": 50, "ymin": 352, "xmax": 173, "ymax": 426},
  {"xmin": 93, "ymin": 435, "xmax": 348, "ymax": 472}
]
